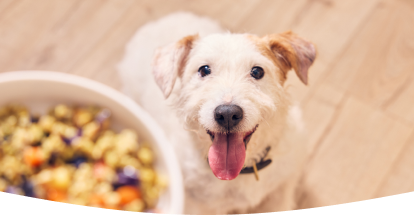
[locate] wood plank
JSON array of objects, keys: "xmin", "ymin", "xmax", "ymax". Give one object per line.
[
  {"xmin": 125, "ymin": 0, "xmax": 261, "ymax": 31},
  {"xmin": 324, "ymin": 0, "xmax": 414, "ymax": 108},
  {"xmin": 238, "ymin": 0, "xmax": 379, "ymax": 59},
  {"xmin": 0, "ymin": 0, "xmax": 18, "ymax": 16},
  {"xmin": 385, "ymin": 81, "xmax": 414, "ymax": 126},
  {"xmin": 0, "ymin": 0, "xmax": 413, "ymax": 210},
  {"xmin": 69, "ymin": 0, "xmax": 302, "ymax": 90},
  {"xmin": 152, "ymin": 0, "xmax": 262, "ymax": 31},
  {"xmin": 301, "ymin": 96, "xmax": 413, "ymax": 208},
  {"xmin": 233, "ymin": 0, "xmax": 306, "ymax": 34},
  {"xmin": 0, "ymin": 0, "xmax": 135, "ymax": 73},
  {"xmin": 299, "ymin": 2, "xmax": 414, "ymax": 207},
  {"xmin": 284, "ymin": 0, "xmax": 380, "ymax": 102},
  {"xmin": 69, "ymin": 1, "xmax": 155, "ymax": 89},
  {"xmin": 301, "ymin": 82, "xmax": 346, "ymax": 154},
  {"xmin": 0, "ymin": 0, "xmax": 79, "ymax": 71},
  {"xmin": 296, "ymin": 83, "xmax": 344, "ymax": 207},
  {"xmin": 382, "ymin": 0, "xmax": 414, "ymax": 125},
  {"xmin": 49, "ymin": 0, "xmax": 264, "ymax": 89},
  {"xmin": 374, "ymin": 132, "xmax": 414, "ymax": 198},
  {"xmin": 399, "ymin": 0, "xmax": 414, "ymax": 9}
]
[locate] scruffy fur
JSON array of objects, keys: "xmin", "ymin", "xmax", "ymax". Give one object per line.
[{"xmin": 118, "ymin": 12, "xmax": 316, "ymax": 214}]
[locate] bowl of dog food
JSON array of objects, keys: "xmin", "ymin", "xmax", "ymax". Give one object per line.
[{"xmin": 0, "ymin": 71, "xmax": 183, "ymax": 213}]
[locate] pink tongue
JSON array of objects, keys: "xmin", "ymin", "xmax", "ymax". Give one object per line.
[{"xmin": 208, "ymin": 132, "xmax": 246, "ymax": 180}]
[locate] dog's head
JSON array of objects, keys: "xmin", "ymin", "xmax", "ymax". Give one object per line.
[{"xmin": 152, "ymin": 32, "xmax": 316, "ymax": 180}]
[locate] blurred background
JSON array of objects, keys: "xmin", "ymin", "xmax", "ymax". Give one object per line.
[{"xmin": 0, "ymin": 0, "xmax": 413, "ymax": 210}]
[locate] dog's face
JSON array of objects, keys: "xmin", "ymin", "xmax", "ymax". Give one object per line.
[{"xmin": 152, "ymin": 32, "xmax": 316, "ymax": 180}]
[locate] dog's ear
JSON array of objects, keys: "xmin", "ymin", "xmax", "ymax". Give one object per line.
[
  {"xmin": 265, "ymin": 31, "xmax": 316, "ymax": 85},
  {"xmin": 152, "ymin": 34, "xmax": 199, "ymax": 98}
]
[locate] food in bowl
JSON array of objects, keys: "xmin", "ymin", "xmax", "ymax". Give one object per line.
[{"xmin": 0, "ymin": 104, "xmax": 167, "ymax": 212}]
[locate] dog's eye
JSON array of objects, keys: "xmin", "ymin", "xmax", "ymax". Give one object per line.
[
  {"xmin": 251, "ymin": 67, "xmax": 264, "ymax": 79},
  {"xmin": 198, "ymin": 65, "xmax": 211, "ymax": 77}
]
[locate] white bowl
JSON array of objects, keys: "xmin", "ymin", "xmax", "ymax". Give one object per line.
[{"xmin": 0, "ymin": 71, "xmax": 184, "ymax": 213}]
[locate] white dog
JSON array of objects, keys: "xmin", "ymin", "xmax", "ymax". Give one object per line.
[{"xmin": 118, "ymin": 12, "xmax": 316, "ymax": 214}]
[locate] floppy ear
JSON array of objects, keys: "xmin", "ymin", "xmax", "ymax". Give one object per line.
[
  {"xmin": 152, "ymin": 34, "xmax": 199, "ymax": 98},
  {"xmin": 266, "ymin": 31, "xmax": 316, "ymax": 85}
]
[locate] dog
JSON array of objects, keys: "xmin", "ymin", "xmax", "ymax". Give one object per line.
[{"xmin": 118, "ymin": 12, "xmax": 316, "ymax": 214}]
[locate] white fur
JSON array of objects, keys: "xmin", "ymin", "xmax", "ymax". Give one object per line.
[{"xmin": 118, "ymin": 12, "xmax": 308, "ymax": 214}]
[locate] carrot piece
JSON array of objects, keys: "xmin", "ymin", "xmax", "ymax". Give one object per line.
[
  {"xmin": 116, "ymin": 186, "xmax": 141, "ymax": 205},
  {"xmin": 23, "ymin": 147, "xmax": 44, "ymax": 167},
  {"xmin": 46, "ymin": 188, "xmax": 67, "ymax": 202},
  {"xmin": 90, "ymin": 193, "xmax": 105, "ymax": 207}
]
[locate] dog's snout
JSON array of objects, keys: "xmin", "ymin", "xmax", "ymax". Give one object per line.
[{"xmin": 214, "ymin": 105, "xmax": 243, "ymax": 130}]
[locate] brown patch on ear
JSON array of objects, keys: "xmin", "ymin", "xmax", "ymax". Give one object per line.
[
  {"xmin": 152, "ymin": 34, "xmax": 199, "ymax": 98},
  {"xmin": 175, "ymin": 34, "xmax": 199, "ymax": 76},
  {"xmin": 268, "ymin": 31, "xmax": 316, "ymax": 85},
  {"xmin": 251, "ymin": 31, "xmax": 316, "ymax": 85},
  {"xmin": 248, "ymin": 35, "xmax": 288, "ymax": 84}
]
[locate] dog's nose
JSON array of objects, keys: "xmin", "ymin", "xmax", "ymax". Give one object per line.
[{"xmin": 214, "ymin": 105, "xmax": 243, "ymax": 130}]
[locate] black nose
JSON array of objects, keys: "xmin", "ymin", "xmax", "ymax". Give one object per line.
[{"xmin": 214, "ymin": 105, "xmax": 243, "ymax": 130}]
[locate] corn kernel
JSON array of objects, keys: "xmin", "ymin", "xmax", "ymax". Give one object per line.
[
  {"xmin": 94, "ymin": 182, "xmax": 112, "ymax": 194},
  {"xmin": 36, "ymin": 169, "xmax": 53, "ymax": 184},
  {"xmin": 0, "ymin": 104, "xmax": 165, "ymax": 212},
  {"xmin": 27, "ymin": 124, "xmax": 44, "ymax": 144},
  {"xmin": 11, "ymin": 127, "xmax": 29, "ymax": 150},
  {"xmin": 92, "ymin": 131, "xmax": 115, "ymax": 159},
  {"xmin": 51, "ymin": 166, "xmax": 72, "ymax": 190},
  {"xmin": 18, "ymin": 113, "xmax": 31, "ymax": 127},
  {"xmin": 73, "ymin": 109, "xmax": 92, "ymax": 127},
  {"xmin": 119, "ymin": 156, "xmax": 142, "ymax": 170},
  {"xmin": 104, "ymin": 151, "xmax": 119, "ymax": 168},
  {"xmin": 38, "ymin": 115, "xmax": 56, "ymax": 132},
  {"xmin": 5, "ymin": 115, "xmax": 17, "ymax": 127},
  {"xmin": 82, "ymin": 121, "xmax": 100, "ymax": 140},
  {"xmin": 138, "ymin": 147, "xmax": 153, "ymax": 165},
  {"xmin": 72, "ymin": 137, "xmax": 94, "ymax": 156},
  {"xmin": 51, "ymin": 122, "xmax": 66, "ymax": 136},
  {"xmin": 124, "ymin": 199, "xmax": 145, "ymax": 212},
  {"xmin": 103, "ymin": 192, "xmax": 120, "ymax": 207},
  {"xmin": 140, "ymin": 168, "xmax": 155, "ymax": 183},
  {"xmin": 1, "ymin": 123, "xmax": 14, "ymax": 136},
  {"xmin": 41, "ymin": 134, "xmax": 66, "ymax": 154},
  {"xmin": 68, "ymin": 181, "xmax": 94, "ymax": 197},
  {"xmin": 115, "ymin": 129, "xmax": 138, "ymax": 155},
  {"xmin": 63, "ymin": 126, "xmax": 77, "ymax": 139},
  {"xmin": 54, "ymin": 104, "xmax": 73, "ymax": 120}
]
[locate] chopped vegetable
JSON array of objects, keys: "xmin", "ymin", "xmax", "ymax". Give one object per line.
[{"xmin": 0, "ymin": 104, "xmax": 166, "ymax": 212}]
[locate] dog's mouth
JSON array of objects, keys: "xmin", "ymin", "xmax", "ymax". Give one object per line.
[
  {"xmin": 207, "ymin": 126, "xmax": 257, "ymax": 147},
  {"xmin": 206, "ymin": 125, "xmax": 258, "ymax": 180}
]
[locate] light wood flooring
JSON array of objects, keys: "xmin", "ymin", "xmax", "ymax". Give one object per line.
[{"xmin": 1, "ymin": 0, "xmax": 413, "ymax": 210}]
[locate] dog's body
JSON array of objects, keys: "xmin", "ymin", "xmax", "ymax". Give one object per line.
[{"xmin": 118, "ymin": 13, "xmax": 314, "ymax": 214}]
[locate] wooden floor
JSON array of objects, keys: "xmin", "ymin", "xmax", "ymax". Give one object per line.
[{"xmin": 1, "ymin": 0, "xmax": 414, "ymax": 210}]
